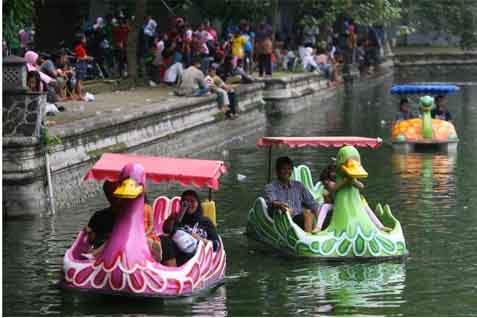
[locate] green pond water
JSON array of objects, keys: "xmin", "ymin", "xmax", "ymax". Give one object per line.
[{"xmin": 4, "ymin": 74, "xmax": 477, "ymax": 316}]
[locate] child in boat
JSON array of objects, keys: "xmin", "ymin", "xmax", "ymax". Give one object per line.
[
  {"xmin": 315, "ymin": 162, "xmax": 390, "ymax": 232},
  {"xmin": 431, "ymin": 95, "xmax": 452, "ymax": 121},
  {"xmin": 315, "ymin": 163, "xmax": 341, "ymax": 231},
  {"xmin": 395, "ymin": 98, "xmax": 417, "ymax": 122}
]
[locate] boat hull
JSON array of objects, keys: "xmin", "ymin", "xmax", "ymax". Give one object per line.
[
  {"xmin": 61, "ymin": 196, "xmax": 226, "ymax": 298},
  {"xmin": 247, "ymin": 197, "xmax": 408, "ymax": 260},
  {"xmin": 392, "ymin": 140, "xmax": 458, "ymax": 153}
]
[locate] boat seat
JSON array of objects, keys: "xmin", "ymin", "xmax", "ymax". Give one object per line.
[{"xmin": 151, "ymin": 196, "xmax": 181, "ymax": 236}]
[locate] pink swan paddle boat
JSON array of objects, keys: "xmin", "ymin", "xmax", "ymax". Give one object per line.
[{"xmin": 61, "ymin": 153, "xmax": 227, "ymax": 297}]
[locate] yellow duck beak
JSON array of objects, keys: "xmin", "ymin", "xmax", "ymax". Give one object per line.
[
  {"xmin": 113, "ymin": 178, "xmax": 144, "ymax": 199},
  {"xmin": 341, "ymin": 159, "xmax": 368, "ymax": 179}
]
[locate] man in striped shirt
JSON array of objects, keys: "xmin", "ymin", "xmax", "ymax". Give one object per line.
[{"xmin": 264, "ymin": 156, "xmax": 320, "ymax": 233}]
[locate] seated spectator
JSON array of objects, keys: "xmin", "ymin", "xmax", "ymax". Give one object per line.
[
  {"xmin": 315, "ymin": 48, "xmax": 332, "ymax": 79},
  {"xmin": 38, "ymin": 53, "xmax": 66, "ymax": 102},
  {"xmin": 231, "ymin": 58, "xmax": 254, "ymax": 84},
  {"xmin": 282, "ymin": 49, "xmax": 296, "ymax": 72},
  {"xmin": 24, "ymin": 50, "xmax": 54, "ymax": 91},
  {"xmin": 205, "ymin": 64, "xmax": 238, "ymax": 119},
  {"xmin": 302, "ymin": 47, "xmax": 319, "ymax": 72},
  {"xmin": 163, "ymin": 61, "xmax": 183, "ymax": 86},
  {"xmin": 175, "ymin": 57, "xmax": 209, "ymax": 97},
  {"xmin": 54, "ymin": 50, "xmax": 79, "ymax": 99},
  {"xmin": 217, "ymin": 55, "xmax": 235, "ymax": 83}
]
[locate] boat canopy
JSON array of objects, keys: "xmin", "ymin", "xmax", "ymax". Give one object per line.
[
  {"xmin": 84, "ymin": 153, "xmax": 227, "ymax": 190},
  {"xmin": 390, "ymin": 84, "xmax": 459, "ymax": 95},
  {"xmin": 257, "ymin": 137, "xmax": 382, "ymax": 148}
]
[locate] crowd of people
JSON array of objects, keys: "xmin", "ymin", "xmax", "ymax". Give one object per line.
[{"xmin": 13, "ymin": 12, "xmax": 385, "ymax": 117}]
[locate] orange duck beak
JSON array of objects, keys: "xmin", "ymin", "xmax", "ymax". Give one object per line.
[
  {"xmin": 113, "ymin": 178, "xmax": 144, "ymax": 199},
  {"xmin": 341, "ymin": 159, "xmax": 368, "ymax": 179}
]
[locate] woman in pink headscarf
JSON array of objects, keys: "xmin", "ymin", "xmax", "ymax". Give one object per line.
[{"xmin": 24, "ymin": 50, "xmax": 54, "ymax": 90}]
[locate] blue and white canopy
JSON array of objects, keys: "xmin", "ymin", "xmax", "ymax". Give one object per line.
[{"xmin": 390, "ymin": 84, "xmax": 459, "ymax": 95}]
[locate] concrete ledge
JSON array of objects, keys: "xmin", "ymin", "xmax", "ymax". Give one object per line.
[{"xmin": 258, "ymin": 73, "xmax": 330, "ymax": 115}]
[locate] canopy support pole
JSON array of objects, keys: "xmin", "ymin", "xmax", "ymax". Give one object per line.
[
  {"xmin": 208, "ymin": 188, "xmax": 212, "ymax": 201},
  {"xmin": 45, "ymin": 151, "xmax": 56, "ymax": 215},
  {"xmin": 267, "ymin": 147, "xmax": 272, "ymax": 183}
]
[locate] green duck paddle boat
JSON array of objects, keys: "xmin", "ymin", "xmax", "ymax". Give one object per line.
[{"xmin": 247, "ymin": 136, "xmax": 408, "ymax": 259}]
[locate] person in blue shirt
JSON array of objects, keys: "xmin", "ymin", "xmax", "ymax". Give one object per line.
[{"xmin": 264, "ymin": 156, "xmax": 320, "ymax": 233}]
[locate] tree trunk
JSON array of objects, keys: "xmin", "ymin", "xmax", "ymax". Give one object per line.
[
  {"xmin": 270, "ymin": 0, "xmax": 280, "ymax": 41},
  {"xmin": 126, "ymin": 0, "xmax": 147, "ymax": 84}
]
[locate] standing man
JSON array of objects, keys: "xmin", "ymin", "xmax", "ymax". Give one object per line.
[
  {"xmin": 255, "ymin": 21, "xmax": 273, "ymax": 78},
  {"xmin": 264, "ymin": 157, "xmax": 320, "ymax": 233}
]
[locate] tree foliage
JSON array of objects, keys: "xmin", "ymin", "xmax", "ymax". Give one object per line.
[
  {"xmin": 175, "ymin": 0, "xmax": 278, "ymax": 26},
  {"xmin": 3, "ymin": 0, "xmax": 35, "ymax": 45},
  {"xmin": 404, "ymin": 0, "xmax": 477, "ymax": 49},
  {"xmin": 297, "ymin": 0, "xmax": 402, "ymax": 28}
]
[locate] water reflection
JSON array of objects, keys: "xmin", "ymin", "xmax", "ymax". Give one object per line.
[
  {"xmin": 287, "ymin": 262, "xmax": 406, "ymax": 314},
  {"xmin": 55, "ymin": 285, "xmax": 228, "ymax": 316},
  {"xmin": 392, "ymin": 152, "xmax": 457, "ymax": 209}
]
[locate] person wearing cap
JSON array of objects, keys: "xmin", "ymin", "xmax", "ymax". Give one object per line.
[
  {"xmin": 431, "ymin": 95, "xmax": 452, "ymax": 121},
  {"xmin": 395, "ymin": 97, "xmax": 417, "ymax": 122}
]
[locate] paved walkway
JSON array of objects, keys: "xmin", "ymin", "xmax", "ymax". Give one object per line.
[
  {"xmin": 51, "ymin": 85, "xmax": 177, "ymax": 126},
  {"xmin": 48, "ymin": 72, "xmax": 299, "ymax": 126}
]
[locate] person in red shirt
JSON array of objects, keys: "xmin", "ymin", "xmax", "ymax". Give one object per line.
[{"xmin": 74, "ymin": 34, "xmax": 93, "ymax": 99}]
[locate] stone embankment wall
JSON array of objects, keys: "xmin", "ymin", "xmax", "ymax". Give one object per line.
[
  {"xmin": 393, "ymin": 52, "xmax": 477, "ymax": 82},
  {"xmin": 260, "ymin": 74, "xmax": 333, "ymax": 115}
]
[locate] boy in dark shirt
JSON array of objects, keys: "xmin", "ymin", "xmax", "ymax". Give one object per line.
[{"xmin": 85, "ymin": 181, "xmax": 120, "ymax": 250}]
